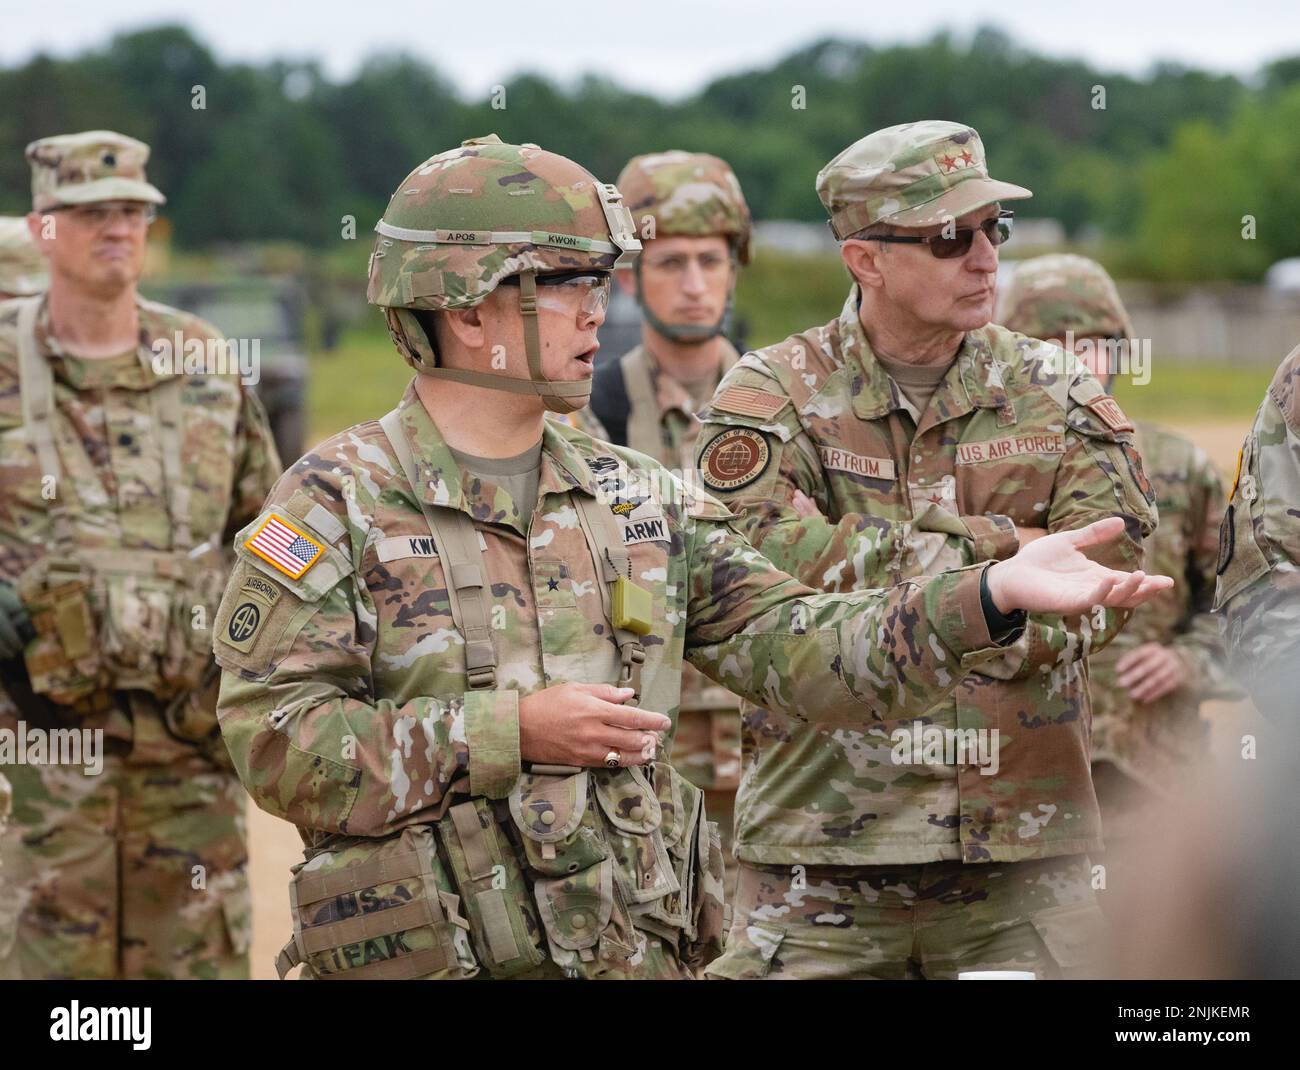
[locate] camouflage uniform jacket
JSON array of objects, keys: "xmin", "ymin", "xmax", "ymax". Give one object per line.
[
  {"xmin": 1089, "ymin": 421, "xmax": 1238, "ymax": 790},
  {"xmin": 1215, "ymin": 344, "xmax": 1300, "ymax": 720},
  {"xmin": 214, "ymin": 380, "xmax": 1023, "ymax": 976},
  {"xmin": 0, "ymin": 295, "xmax": 280, "ymax": 757},
  {"xmin": 696, "ymin": 285, "xmax": 1158, "ymax": 864}
]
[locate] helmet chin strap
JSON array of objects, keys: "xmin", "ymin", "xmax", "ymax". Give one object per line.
[
  {"xmin": 633, "ymin": 260, "xmax": 730, "ymax": 346},
  {"xmin": 398, "ymin": 270, "xmax": 594, "ymax": 414}
]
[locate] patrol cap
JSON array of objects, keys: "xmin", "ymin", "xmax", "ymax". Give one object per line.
[
  {"xmin": 0, "ymin": 216, "xmax": 47, "ymax": 297},
  {"xmin": 998, "ymin": 254, "xmax": 1134, "ymax": 342},
  {"xmin": 816, "ymin": 120, "xmax": 1031, "ymax": 238},
  {"xmin": 26, "ymin": 130, "xmax": 166, "ymax": 212}
]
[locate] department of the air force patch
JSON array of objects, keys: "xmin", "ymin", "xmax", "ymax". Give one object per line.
[{"xmin": 699, "ymin": 427, "xmax": 771, "ymax": 492}]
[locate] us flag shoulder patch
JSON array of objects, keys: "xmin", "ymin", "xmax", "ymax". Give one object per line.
[
  {"xmin": 713, "ymin": 386, "xmax": 789, "ymax": 421},
  {"xmin": 244, "ymin": 514, "xmax": 325, "ymax": 579}
]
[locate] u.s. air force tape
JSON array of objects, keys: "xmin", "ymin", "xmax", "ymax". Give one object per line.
[{"xmin": 698, "ymin": 427, "xmax": 771, "ymax": 491}]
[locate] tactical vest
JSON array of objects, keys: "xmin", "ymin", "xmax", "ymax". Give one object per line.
[
  {"xmin": 592, "ymin": 347, "xmax": 740, "ymax": 724},
  {"xmin": 12, "ymin": 296, "xmax": 227, "ymax": 720},
  {"xmin": 273, "ymin": 408, "xmax": 725, "ymax": 980}
]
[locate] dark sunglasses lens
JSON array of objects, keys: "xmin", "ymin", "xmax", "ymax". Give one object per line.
[
  {"xmin": 930, "ymin": 217, "xmax": 1012, "ymax": 259},
  {"xmin": 929, "ymin": 231, "xmax": 973, "ymax": 259}
]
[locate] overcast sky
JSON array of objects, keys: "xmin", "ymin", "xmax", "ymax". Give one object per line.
[{"xmin": 2, "ymin": 0, "xmax": 1296, "ymax": 97}]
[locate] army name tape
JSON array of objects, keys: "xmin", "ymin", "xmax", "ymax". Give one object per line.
[
  {"xmin": 699, "ymin": 427, "xmax": 771, "ymax": 491},
  {"xmin": 375, "ymin": 221, "xmax": 621, "ymax": 254}
]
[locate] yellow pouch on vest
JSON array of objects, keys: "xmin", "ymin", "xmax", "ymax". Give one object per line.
[{"xmin": 611, "ymin": 576, "xmax": 652, "ymax": 636}]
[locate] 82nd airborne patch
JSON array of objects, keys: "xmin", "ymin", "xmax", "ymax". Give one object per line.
[{"xmin": 699, "ymin": 427, "xmax": 771, "ymax": 492}]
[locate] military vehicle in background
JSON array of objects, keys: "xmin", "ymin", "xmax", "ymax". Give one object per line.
[{"xmin": 142, "ymin": 272, "xmax": 350, "ymax": 466}]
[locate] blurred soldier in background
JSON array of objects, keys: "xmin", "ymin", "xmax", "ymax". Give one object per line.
[
  {"xmin": 1216, "ymin": 342, "xmax": 1300, "ymax": 718},
  {"xmin": 0, "ymin": 130, "xmax": 281, "ymax": 978},
  {"xmin": 581, "ymin": 151, "xmax": 753, "ymax": 893},
  {"xmin": 999, "ymin": 254, "xmax": 1240, "ymax": 882},
  {"xmin": 212, "ymin": 134, "xmax": 1165, "ymax": 981},
  {"xmin": 0, "ymin": 216, "xmax": 48, "ymax": 300},
  {"xmin": 696, "ymin": 121, "xmax": 1157, "ymax": 979}
]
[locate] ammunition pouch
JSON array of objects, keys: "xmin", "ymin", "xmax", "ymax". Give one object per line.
[
  {"xmin": 17, "ymin": 544, "xmax": 227, "ymax": 708},
  {"xmin": 19, "ymin": 559, "xmax": 104, "ymax": 705},
  {"xmin": 509, "ymin": 760, "xmax": 725, "ymax": 977},
  {"xmin": 439, "ymin": 797, "xmax": 548, "ymax": 977}
]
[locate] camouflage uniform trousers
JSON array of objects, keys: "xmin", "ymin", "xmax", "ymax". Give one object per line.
[
  {"xmin": 672, "ymin": 705, "xmax": 742, "ymax": 903},
  {"xmin": 0, "ymin": 696, "xmax": 250, "ymax": 980},
  {"xmin": 707, "ymin": 855, "xmax": 1108, "ymax": 979}
]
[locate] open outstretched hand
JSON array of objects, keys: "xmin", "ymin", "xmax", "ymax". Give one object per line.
[{"xmin": 985, "ymin": 517, "xmax": 1172, "ymax": 616}]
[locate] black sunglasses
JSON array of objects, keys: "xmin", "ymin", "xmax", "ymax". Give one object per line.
[{"xmin": 863, "ymin": 211, "xmax": 1014, "ymax": 260}]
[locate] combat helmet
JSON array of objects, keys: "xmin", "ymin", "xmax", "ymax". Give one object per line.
[
  {"xmin": 998, "ymin": 253, "xmax": 1134, "ymax": 344},
  {"xmin": 616, "ymin": 151, "xmax": 751, "ymax": 343},
  {"xmin": 367, "ymin": 134, "xmax": 641, "ymax": 413}
]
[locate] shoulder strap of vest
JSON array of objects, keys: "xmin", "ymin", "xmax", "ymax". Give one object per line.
[
  {"xmin": 570, "ymin": 493, "xmax": 646, "ymax": 704},
  {"xmin": 15, "ymin": 295, "xmax": 76, "ymax": 555},
  {"xmin": 590, "ymin": 353, "xmax": 631, "ymax": 447},
  {"xmin": 379, "ymin": 409, "xmax": 498, "ymax": 690},
  {"xmin": 147, "ymin": 372, "xmax": 191, "ymax": 551},
  {"xmin": 620, "ymin": 347, "xmax": 665, "ymax": 458}
]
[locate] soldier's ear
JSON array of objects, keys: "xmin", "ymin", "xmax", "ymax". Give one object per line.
[
  {"xmin": 439, "ymin": 304, "xmax": 488, "ymax": 354},
  {"xmin": 614, "ymin": 267, "xmax": 635, "ymax": 297},
  {"xmin": 841, "ymin": 239, "xmax": 887, "ymax": 291}
]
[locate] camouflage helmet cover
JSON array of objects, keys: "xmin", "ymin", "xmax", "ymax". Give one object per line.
[
  {"xmin": 367, "ymin": 135, "xmax": 640, "ymax": 412},
  {"xmin": 367, "ymin": 134, "xmax": 639, "ymax": 313},
  {"xmin": 998, "ymin": 253, "xmax": 1134, "ymax": 343},
  {"xmin": 617, "ymin": 151, "xmax": 752, "ymax": 264}
]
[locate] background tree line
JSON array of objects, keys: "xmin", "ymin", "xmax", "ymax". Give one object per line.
[{"xmin": 2, "ymin": 23, "xmax": 1299, "ymax": 280}]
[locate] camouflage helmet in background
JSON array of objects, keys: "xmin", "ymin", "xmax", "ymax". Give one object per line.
[
  {"xmin": 998, "ymin": 253, "xmax": 1134, "ymax": 344},
  {"xmin": 366, "ymin": 134, "xmax": 641, "ymax": 413},
  {"xmin": 617, "ymin": 150, "xmax": 751, "ymax": 344},
  {"xmin": 618, "ymin": 151, "xmax": 752, "ymax": 264},
  {"xmin": 0, "ymin": 216, "xmax": 47, "ymax": 299}
]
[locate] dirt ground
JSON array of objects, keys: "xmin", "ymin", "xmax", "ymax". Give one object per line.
[{"xmin": 244, "ymin": 416, "xmax": 1262, "ymax": 979}]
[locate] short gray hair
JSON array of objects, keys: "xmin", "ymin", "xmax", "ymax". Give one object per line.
[{"xmin": 844, "ymin": 220, "xmax": 897, "ymax": 242}]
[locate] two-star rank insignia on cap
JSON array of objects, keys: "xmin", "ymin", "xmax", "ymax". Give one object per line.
[{"xmin": 244, "ymin": 515, "xmax": 325, "ymax": 579}]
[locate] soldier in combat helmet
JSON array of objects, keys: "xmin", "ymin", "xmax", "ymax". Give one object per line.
[{"xmin": 578, "ymin": 151, "xmax": 753, "ymax": 894}]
